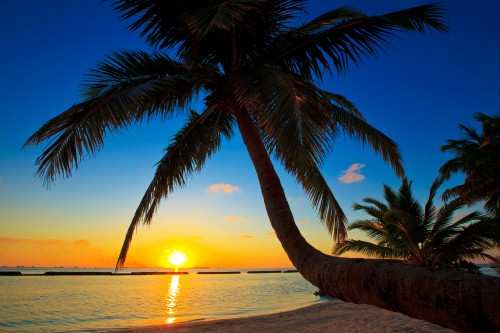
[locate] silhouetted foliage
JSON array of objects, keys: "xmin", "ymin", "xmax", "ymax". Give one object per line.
[
  {"xmin": 440, "ymin": 113, "xmax": 500, "ymax": 215},
  {"xmin": 333, "ymin": 177, "xmax": 500, "ymax": 272}
]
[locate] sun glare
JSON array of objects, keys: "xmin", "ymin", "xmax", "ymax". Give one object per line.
[{"xmin": 168, "ymin": 251, "xmax": 187, "ymax": 267}]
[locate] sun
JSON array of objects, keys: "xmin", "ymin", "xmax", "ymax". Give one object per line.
[{"xmin": 168, "ymin": 250, "xmax": 187, "ymax": 267}]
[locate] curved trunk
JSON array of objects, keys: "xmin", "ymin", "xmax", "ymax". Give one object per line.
[{"xmin": 234, "ymin": 109, "xmax": 500, "ymax": 333}]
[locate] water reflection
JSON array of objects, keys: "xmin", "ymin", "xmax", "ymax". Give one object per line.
[{"xmin": 165, "ymin": 275, "xmax": 180, "ymax": 324}]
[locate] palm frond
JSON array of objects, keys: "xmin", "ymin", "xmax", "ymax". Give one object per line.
[
  {"xmin": 428, "ymin": 201, "xmax": 465, "ymax": 236},
  {"xmin": 25, "ymin": 50, "xmax": 214, "ymax": 184},
  {"xmin": 422, "ymin": 177, "xmax": 443, "ymax": 229},
  {"xmin": 230, "ymin": 68, "xmax": 354, "ymax": 241},
  {"xmin": 116, "ymin": 108, "xmax": 235, "ymax": 269},
  {"xmin": 352, "ymin": 202, "xmax": 387, "ymax": 222},
  {"xmin": 382, "ymin": 184, "xmax": 398, "ymax": 207},
  {"xmin": 332, "ymin": 239, "xmax": 400, "ymax": 259},
  {"xmin": 264, "ymin": 3, "xmax": 446, "ymax": 77},
  {"xmin": 287, "ymin": 160, "xmax": 347, "ymax": 241},
  {"xmin": 433, "ymin": 218, "xmax": 500, "ymax": 263},
  {"xmin": 111, "ymin": 0, "xmax": 303, "ymax": 67},
  {"xmin": 440, "ymin": 113, "xmax": 500, "ymax": 215},
  {"xmin": 110, "ymin": 0, "xmax": 193, "ymax": 50},
  {"xmin": 235, "ymin": 68, "xmax": 335, "ymax": 166},
  {"xmin": 322, "ymin": 91, "xmax": 404, "ymax": 177},
  {"xmin": 185, "ymin": 0, "xmax": 267, "ymax": 38},
  {"xmin": 348, "ymin": 219, "xmax": 387, "ymax": 243},
  {"xmin": 357, "ymin": 198, "xmax": 388, "ymax": 212}
]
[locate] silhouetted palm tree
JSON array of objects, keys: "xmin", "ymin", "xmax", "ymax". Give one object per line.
[
  {"xmin": 440, "ymin": 113, "xmax": 500, "ymax": 215},
  {"xmin": 334, "ymin": 178, "xmax": 500, "ymax": 271},
  {"xmin": 25, "ymin": 1, "xmax": 499, "ymax": 331}
]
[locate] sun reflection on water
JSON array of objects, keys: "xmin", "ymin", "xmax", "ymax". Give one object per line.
[{"xmin": 165, "ymin": 275, "xmax": 180, "ymax": 324}]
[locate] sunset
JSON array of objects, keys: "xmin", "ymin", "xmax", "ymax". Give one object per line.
[
  {"xmin": 167, "ymin": 251, "xmax": 187, "ymax": 268},
  {"xmin": 0, "ymin": 0, "xmax": 499, "ymax": 332}
]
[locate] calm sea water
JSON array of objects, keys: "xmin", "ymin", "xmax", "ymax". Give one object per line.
[
  {"xmin": 0, "ymin": 266, "xmax": 498, "ymax": 333},
  {"xmin": 0, "ymin": 268, "xmax": 323, "ymax": 332}
]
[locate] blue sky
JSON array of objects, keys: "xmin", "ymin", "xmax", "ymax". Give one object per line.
[{"xmin": 0, "ymin": 0, "xmax": 499, "ymax": 267}]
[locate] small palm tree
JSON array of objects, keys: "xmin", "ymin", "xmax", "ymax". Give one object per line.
[
  {"xmin": 440, "ymin": 113, "xmax": 500, "ymax": 215},
  {"xmin": 334, "ymin": 178, "xmax": 500, "ymax": 272}
]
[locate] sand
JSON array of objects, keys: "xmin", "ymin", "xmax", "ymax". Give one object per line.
[{"xmin": 109, "ymin": 299, "xmax": 453, "ymax": 333}]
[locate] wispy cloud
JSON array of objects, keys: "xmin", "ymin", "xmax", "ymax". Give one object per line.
[
  {"xmin": 268, "ymin": 231, "xmax": 277, "ymax": 237},
  {"xmin": 240, "ymin": 235, "xmax": 255, "ymax": 239},
  {"xmin": 339, "ymin": 163, "xmax": 366, "ymax": 184},
  {"xmin": 0, "ymin": 237, "xmax": 91, "ymax": 248},
  {"xmin": 297, "ymin": 219, "xmax": 311, "ymax": 225},
  {"xmin": 72, "ymin": 239, "xmax": 90, "ymax": 247},
  {"xmin": 208, "ymin": 183, "xmax": 240, "ymax": 193},
  {"xmin": 225, "ymin": 215, "xmax": 246, "ymax": 223}
]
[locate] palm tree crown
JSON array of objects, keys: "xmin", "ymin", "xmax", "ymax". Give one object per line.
[
  {"xmin": 25, "ymin": 0, "xmax": 446, "ymax": 269},
  {"xmin": 440, "ymin": 113, "xmax": 500, "ymax": 215},
  {"xmin": 333, "ymin": 177, "xmax": 500, "ymax": 270}
]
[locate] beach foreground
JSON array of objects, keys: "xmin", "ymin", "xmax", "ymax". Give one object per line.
[{"xmin": 109, "ymin": 300, "xmax": 453, "ymax": 333}]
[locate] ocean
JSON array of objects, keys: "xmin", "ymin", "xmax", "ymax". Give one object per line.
[
  {"xmin": 0, "ymin": 265, "xmax": 498, "ymax": 333},
  {"xmin": 0, "ymin": 267, "xmax": 324, "ymax": 332}
]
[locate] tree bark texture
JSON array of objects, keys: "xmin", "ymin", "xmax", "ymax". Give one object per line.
[{"xmin": 234, "ymin": 108, "xmax": 500, "ymax": 333}]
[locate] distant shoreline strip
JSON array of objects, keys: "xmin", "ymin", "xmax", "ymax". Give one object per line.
[{"xmin": 0, "ymin": 269, "xmax": 299, "ymax": 276}]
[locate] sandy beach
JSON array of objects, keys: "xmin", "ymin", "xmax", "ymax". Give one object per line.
[{"xmin": 110, "ymin": 300, "xmax": 453, "ymax": 333}]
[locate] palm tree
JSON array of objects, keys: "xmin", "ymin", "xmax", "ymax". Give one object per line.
[
  {"xmin": 440, "ymin": 113, "xmax": 500, "ymax": 215},
  {"xmin": 24, "ymin": 1, "xmax": 499, "ymax": 331},
  {"xmin": 333, "ymin": 177, "xmax": 500, "ymax": 271}
]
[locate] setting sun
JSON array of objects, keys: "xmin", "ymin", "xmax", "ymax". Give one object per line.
[{"xmin": 168, "ymin": 251, "xmax": 187, "ymax": 267}]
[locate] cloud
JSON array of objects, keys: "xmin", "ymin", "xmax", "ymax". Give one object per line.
[
  {"xmin": 240, "ymin": 235, "xmax": 255, "ymax": 239},
  {"xmin": 225, "ymin": 215, "xmax": 246, "ymax": 223},
  {"xmin": 268, "ymin": 231, "xmax": 277, "ymax": 237},
  {"xmin": 0, "ymin": 237, "xmax": 91, "ymax": 248},
  {"xmin": 208, "ymin": 183, "xmax": 240, "ymax": 193},
  {"xmin": 339, "ymin": 163, "xmax": 366, "ymax": 184},
  {"xmin": 73, "ymin": 239, "xmax": 91, "ymax": 247},
  {"xmin": 297, "ymin": 219, "xmax": 311, "ymax": 225}
]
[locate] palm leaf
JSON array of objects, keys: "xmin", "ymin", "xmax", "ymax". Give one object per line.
[
  {"xmin": 433, "ymin": 218, "xmax": 500, "ymax": 263},
  {"xmin": 116, "ymin": 108, "xmax": 235, "ymax": 268},
  {"xmin": 264, "ymin": 4, "xmax": 447, "ymax": 78},
  {"xmin": 348, "ymin": 219, "xmax": 387, "ymax": 243},
  {"xmin": 429, "ymin": 208, "xmax": 484, "ymax": 248},
  {"xmin": 323, "ymin": 91, "xmax": 404, "ymax": 177},
  {"xmin": 352, "ymin": 201, "xmax": 387, "ymax": 222},
  {"xmin": 333, "ymin": 239, "xmax": 400, "ymax": 259},
  {"xmin": 24, "ymin": 51, "xmax": 214, "ymax": 184},
  {"xmin": 234, "ymin": 67, "xmax": 336, "ymax": 166},
  {"xmin": 422, "ymin": 177, "xmax": 443, "ymax": 230},
  {"xmin": 287, "ymin": 159, "xmax": 347, "ymax": 241}
]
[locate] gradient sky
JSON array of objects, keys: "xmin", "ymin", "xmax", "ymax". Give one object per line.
[{"xmin": 1, "ymin": 0, "xmax": 499, "ymax": 268}]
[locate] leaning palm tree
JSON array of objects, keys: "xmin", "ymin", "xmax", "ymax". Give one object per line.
[
  {"xmin": 334, "ymin": 177, "xmax": 500, "ymax": 271},
  {"xmin": 440, "ymin": 113, "xmax": 500, "ymax": 215},
  {"xmin": 24, "ymin": 1, "xmax": 499, "ymax": 332}
]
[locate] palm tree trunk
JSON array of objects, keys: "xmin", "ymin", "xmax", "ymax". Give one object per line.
[{"xmin": 234, "ymin": 108, "xmax": 500, "ymax": 333}]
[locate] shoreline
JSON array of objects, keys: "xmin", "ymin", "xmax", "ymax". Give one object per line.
[{"xmin": 107, "ymin": 300, "xmax": 453, "ymax": 333}]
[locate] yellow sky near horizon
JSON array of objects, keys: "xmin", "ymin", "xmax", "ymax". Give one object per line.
[
  {"xmin": 0, "ymin": 236, "xmax": 321, "ymax": 269},
  {"xmin": 0, "ymin": 217, "xmax": 339, "ymax": 268}
]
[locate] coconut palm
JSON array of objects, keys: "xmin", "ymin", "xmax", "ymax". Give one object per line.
[
  {"xmin": 440, "ymin": 113, "xmax": 500, "ymax": 215},
  {"xmin": 333, "ymin": 177, "xmax": 500, "ymax": 271},
  {"xmin": 25, "ymin": 1, "xmax": 499, "ymax": 332}
]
